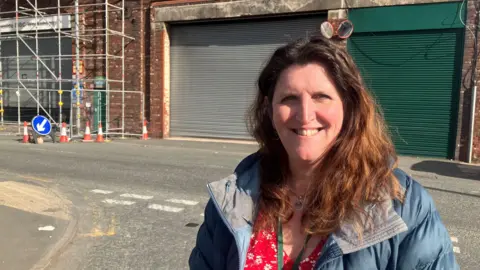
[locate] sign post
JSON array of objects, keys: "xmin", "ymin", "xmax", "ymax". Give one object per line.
[{"xmin": 72, "ymin": 82, "xmax": 84, "ymax": 135}]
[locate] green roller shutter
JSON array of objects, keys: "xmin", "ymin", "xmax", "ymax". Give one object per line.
[{"xmin": 348, "ymin": 29, "xmax": 462, "ymax": 158}]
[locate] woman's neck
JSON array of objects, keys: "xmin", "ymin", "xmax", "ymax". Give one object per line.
[{"xmin": 288, "ymin": 159, "xmax": 317, "ymax": 195}]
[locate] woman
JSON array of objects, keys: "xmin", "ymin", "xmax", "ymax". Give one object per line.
[{"xmin": 189, "ymin": 36, "xmax": 459, "ymax": 270}]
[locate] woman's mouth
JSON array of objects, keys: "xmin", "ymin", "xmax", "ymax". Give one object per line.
[{"xmin": 292, "ymin": 128, "xmax": 323, "ymax": 136}]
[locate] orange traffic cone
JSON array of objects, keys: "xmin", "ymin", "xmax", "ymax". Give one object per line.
[
  {"xmin": 59, "ymin": 122, "xmax": 68, "ymax": 143},
  {"xmin": 82, "ymin": 121, "xmax": 93, "ymax": 142},
  {"xmin": 141, "ymin": 120, "xmax": 148, "ymax": 140},
  {"xmin": 95, "ymin": 122, "xmax": 105, "ymax": 143},
  {"xmin": 22, "ymin": 121, "xmax": 29, "ymax": 143}
]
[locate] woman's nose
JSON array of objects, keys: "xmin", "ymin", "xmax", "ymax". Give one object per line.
[{"xmin": 295, "ymin": 98, "xmax": 315, "ymax": 124}]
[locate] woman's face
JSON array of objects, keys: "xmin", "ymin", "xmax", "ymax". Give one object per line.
[{"xmin": 271, "ymin": 63, "xmax": 344, "ymax": 165}]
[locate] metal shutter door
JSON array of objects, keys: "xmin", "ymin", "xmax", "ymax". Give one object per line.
[
  {"xmin": 348, "ymin": 29, "xmax": 462, "ymax": 158},
  {"xmin": 170, "ymin": 16, "xmax": 325, "ymax": 139}
]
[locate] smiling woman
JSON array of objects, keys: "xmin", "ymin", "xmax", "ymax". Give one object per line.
[
  {"xmin": 270, "ymin": 63, "xmax": 344, "ymax": 167},
  {"xmin": 189, "ymin": 36, "xmax": 459, "ymax": 270}
]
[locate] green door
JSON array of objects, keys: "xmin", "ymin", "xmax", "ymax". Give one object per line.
[
  {"xmin": 93, "ymin": 91, "xmax": 106, "ymax": 131},
  {"xmin": 348, "ymin": 29, "xmax": 462, "ymax": 158}
]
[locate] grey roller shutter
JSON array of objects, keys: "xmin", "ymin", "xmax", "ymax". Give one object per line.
[{"xmin": 170, "ymin": 15, "xmax": 326, "ymax": 139}]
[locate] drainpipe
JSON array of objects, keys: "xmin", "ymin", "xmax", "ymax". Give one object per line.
[
  {"xmin": 469, "ymin": 86, "xmax": 477, "ymax": 163},
  {"xmin": 467, "ymin": 9, "xmax": 479, "ymax": 163}
]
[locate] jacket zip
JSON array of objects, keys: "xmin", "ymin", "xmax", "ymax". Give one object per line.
[{"xmin": 207, "ymin": 181, "xmax": 244, "ymax": 270}]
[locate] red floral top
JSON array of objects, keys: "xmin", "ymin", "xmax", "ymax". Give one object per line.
[{"xmin": 244, "ymin": 227, "xmax": 326, "ymax": 270}]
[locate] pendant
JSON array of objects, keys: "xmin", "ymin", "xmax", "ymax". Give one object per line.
[{"xmin": 294, "ymin": 196, "xmax": 304, "ymax": 211}]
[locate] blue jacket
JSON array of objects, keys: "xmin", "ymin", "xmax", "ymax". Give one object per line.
[{"xmin": 189, "ymin": 153, "xmax": 459, "ymax": 270}]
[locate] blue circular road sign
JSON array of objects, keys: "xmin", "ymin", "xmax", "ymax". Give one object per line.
[{"xmin": 32, "ymin": 115, "xmax": 52, "ymax": 136}]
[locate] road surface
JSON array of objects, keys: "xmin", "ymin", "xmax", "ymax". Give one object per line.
[{"xmin": 0, "ymin": 136, "xmax": 478, "ymax": 269}]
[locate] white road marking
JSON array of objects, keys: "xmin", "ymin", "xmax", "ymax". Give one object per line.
[
  {"xmin": 166, "ymin": 199, "xmax": 199, "ymax": 206},
  {"xmin": 451, "ymin": 237, "xmax": 458, "ymax": 243},
  {"xmin": 102, "ymin": 199, "xmax": 135, "ymax": 205},
  {"xmin": 91, "ymin": 189, "xmax": 114, "ymax": 194},
  {"xmin": 120, "ymin": 193, "xmax": 153, "ymax": 200},
  {"xmin": 38, "ymin": 225, "xmax": 55, "ymax": 231},
  {"xmin": 148, "ymin": 204, "xmax": 184, "ymax": 212},
  {"xmin": 453, "ymin": 246, "xmax": 461, "ymax": 254}
]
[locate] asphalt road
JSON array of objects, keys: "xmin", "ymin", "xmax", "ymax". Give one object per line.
[{"xmin": 0, "ymin": 136, "xmax": 478, "ymax": 270}]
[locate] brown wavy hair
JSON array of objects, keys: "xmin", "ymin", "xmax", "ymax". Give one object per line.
[{"xmin": 248, "ymin": 36, "xmax": 404, "ymax": 237}]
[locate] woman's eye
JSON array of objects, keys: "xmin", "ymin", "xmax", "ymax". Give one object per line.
[
  {"xmin": 281, "ymin": 96, "xmax": 296, "ymax": 103},
  {"xmin": 313, "ymin": 94, "xmax": 331, "ymax": 100}
]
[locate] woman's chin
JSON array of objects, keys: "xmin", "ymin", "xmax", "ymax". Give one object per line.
[{"xmin": 291, "ymin": 149, "xmax": 324, "ymax": 164}]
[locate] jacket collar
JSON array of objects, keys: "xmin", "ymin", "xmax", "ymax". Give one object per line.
[{"xmin": 207, "ymin": 152, "xmax": 408, "ymax": 255}]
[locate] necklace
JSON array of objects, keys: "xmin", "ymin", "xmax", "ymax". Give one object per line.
[
  {"xmin": 287, "ymin": 181, "xmax": 309, "ymax": 211},
  {"xmin": 293, "ymin": 194, "xmax": 306, "ymax": 211}
]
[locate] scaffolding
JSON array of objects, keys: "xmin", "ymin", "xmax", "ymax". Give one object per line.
[{"xmin": 0, "ymin": 0, "xmax": 143, "ymax": 139}]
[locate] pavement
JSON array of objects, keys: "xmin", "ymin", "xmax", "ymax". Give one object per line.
[
  {"xmin": 399, "ymin": 156, "xmax": 480, "ymax": 197},
  {"xmin": 0, "ymin": 172, "xmax": 75, "ymax": 270},
  {"xmin": 0, "ymin": 135, "xmax": 478, "ymax": 269}
]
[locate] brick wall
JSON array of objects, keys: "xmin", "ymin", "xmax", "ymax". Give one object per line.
[
  {"xmin": 82, "ymin": 0, "xmax": 106, "ymax": 129},
  {"xmin": 458, "ymin": 0, "xmax": 480, "ymax": 162},
  {"xmin": 80, "ymin": 0, "xmax": 151, "ymax": 135},
  {"xmin": 148, "ymin": 20, "xmax": 164, "ymax": 138},
  {"xmin": 107, "ymin": 1, "xmax": 145, "ymax": 134},
  {"xmin": 66, "ymin": 0, "xmax": 154, "ymax": 136},
  {"xmin": 472, "ymin": 0, "xmax": 480, "ymax": 163}
]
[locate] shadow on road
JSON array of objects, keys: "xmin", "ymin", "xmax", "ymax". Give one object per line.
[{"xmin": 411, "ymin": 160, "xmax": 480, "ymax": 181}]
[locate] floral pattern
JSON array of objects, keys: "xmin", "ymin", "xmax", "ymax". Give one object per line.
[{"xmin": 243, "ymin": 227, "xmax": 325, "ymax": 270}]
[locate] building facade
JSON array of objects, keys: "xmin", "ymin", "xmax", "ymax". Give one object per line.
[
  {"xmin": 2, "ymin": 0, "xmax": 478, "ymax": 163},
  {"xmin": 138, "ymin": 0, "xmax": 479, "ymax": 162}
]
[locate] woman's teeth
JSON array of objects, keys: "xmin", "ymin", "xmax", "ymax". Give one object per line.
[{"xmin": 295, "ymin": 129, "xmax": 320, "ymax": 136}]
